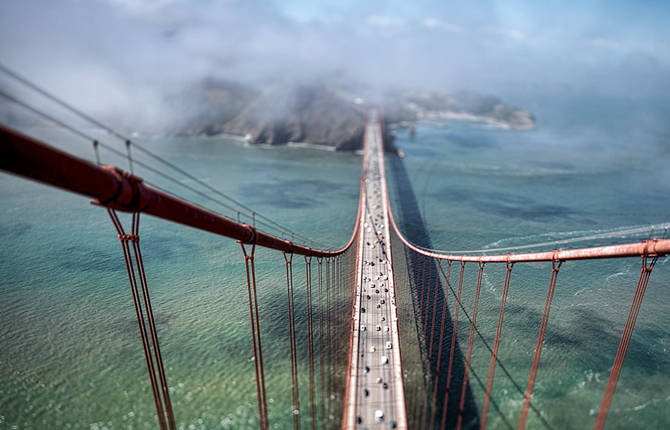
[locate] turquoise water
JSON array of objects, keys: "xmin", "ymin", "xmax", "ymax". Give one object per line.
[
  {"xmin": 0, "ymin": 129, "xmax": 360, "ymax": 429},
  {"xmin": 386, "ymin": 98, "xmax": 670, "ymax": 429},
  {"xmin": 1, "ymin": 96, "xmax": 669, "ymax": 429}
]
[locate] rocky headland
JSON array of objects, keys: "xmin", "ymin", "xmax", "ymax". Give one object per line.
[
  {"xmin": 382, "ymin": 89, "xmax": 535, "ymax": 131},
  {"xmin": 172, "ymin": 80, "xmax": 535, "ymax": 152}
]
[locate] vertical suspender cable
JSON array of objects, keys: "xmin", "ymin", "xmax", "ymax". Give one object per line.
[
  {"xmin": 325, "ymin": 258, "xmax": 332, "ymax": 422},
  {"xmin": 414, "ymin": 251, "xmax": 427, "ymax": 423},
  {"xmin": 415, "ymin": 258, "xmax": 430, "ymax": 427},
  {"xmin": 406, "ymin": 251, "xmax": 421, "ymax": 423},
  {"xmin": 125, "ymin": 140, "xmax": 134, "ymax": 174},
  {"xmin": 330, "ymin": 257, "xmax": 340, "ymax": 415},
  {"xmin": 518, "ymin": 259, "xmax": 562, "ymax": 430},
  {"xmin": 397, "ymin": 248, "xmax": 407, "ymax": 395},
  {"xmin": 342, "ymin": 255, "xmax": 346, "ymax": 372},
  {"xmin": 109, "ymin": 210, "xmax": 165, "ymax": 429},
  {"xmin": 403, "ymin": 252, "xmax": 413, "ymax": 421},
  {"xmin": 305, "ymin": 256, "xmax": 316, "ymax": 430},
  {"xmin": 416, "ymin": 258, "xmax": 435, "ymax": 427},
  {"xmin": 92, "ymin": 140, "xmax": 101, "ymax": 165},
  {"xmin": 283, "ymin": 252, "xmax": 301, "ymax": 430},
  {"xmin": 429, "ymin": 260, "xmax": 452, "ymax": 430},
  {"xmin": 405, "ymin": 248, "xmax": 414, "ymax": 400},
  {"xmin": 421, "ymin": 257, "xmax": 442, "ymax": 430},
  {"xmin": 593, "ymin": 254, "xmax": 658, "ymax": 430},
  {"xmin": 336, "ymin": 255, "xmax": 342, "ymax": 403},
  {"xmin": 129, "ymin": 212, "xmax": 176, "ymax": 429},
  {"xmin": 335, "ymin": 256, "xmax": 338, "ymax": 390},
  {"xmin": 411, "ymin": 252, "xmax": 428, "ymax": 423},
  {"xmin": 334, "ymin": 256, "xmax": 339, "ymax": 399},
  {"xmin": 317, "ymin": 258, "xmax": 325, "ymax": 424},
  {"xmin": 480, "ymin": 261, "xmax": 514, "ymax": 430},
  {"xmin": 441, "ymin": 261, "xmax": 466, "ymax": 430},
  {"xmin": 108, "ymin": 209, "xmax": 175, "ymax": 430},
  {"xmin": 241, "ymin": 242, "xmax": 269, "ymax": 430},
  {"xmin": 456, "ymin": 261, "xmax": 486, "ymax": 430}
]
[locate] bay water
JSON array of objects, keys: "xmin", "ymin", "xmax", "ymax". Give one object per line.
[
  {"xmin": 1, "ymin": 94, "xmax": 668, "ymax": 429},
  {"xmin": 387, "ymin": 94, "xmax": 670, "ymax": 429}
]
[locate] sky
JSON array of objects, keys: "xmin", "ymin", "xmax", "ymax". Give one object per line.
[{"xmin": 1, "ymin": 0, "xmax": 669, "ymax": 125}]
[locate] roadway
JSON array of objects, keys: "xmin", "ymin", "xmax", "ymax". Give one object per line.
[{"xmin": 344, "ymin": 114, "xmax": 407, "ymax": 429}]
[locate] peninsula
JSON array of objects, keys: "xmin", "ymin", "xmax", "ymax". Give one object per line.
[{"xmin": 172, "ymin": 80, "xmax": 535, "ymax": 151}]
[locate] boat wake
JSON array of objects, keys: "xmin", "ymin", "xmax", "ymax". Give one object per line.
[{"xmin": 422, "ymin": 222, "xmax": 670, "ymax": 255}]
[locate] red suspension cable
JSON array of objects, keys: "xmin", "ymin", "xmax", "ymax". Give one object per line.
[
  {"xmin": 129, "ymin": 213, "xmax": 175, "ymax": 430},
  {"xmin": 283, "ymin": 252, "xmax": 301, "ymax": 430},
  {"xmin": 593, "ymin": 254, "xmax": 658, "ymax": 430},
  {"xmin": 480, "ymin": 261, "xmax": 514, "ymax": 430},
  {"xmin": 335, "ymin": 255, "xmax": 348, "ymax": 405},
  {"xmin": 325, "ymin": 258, "xmax": 332, "ymax": 423},
  {"xmin": 416, "ymin": 258, "xmax": 435, "ymax": 427},
  {"xmin": 408, "ymin": 251, "xmax": 424, "ymax": 423},
  {"xmin": 411, "ymin": 252, "xmax": 429, "ymax": 423},
  {"xmin": 429, "ymin": 260, "xmax": 452, "ymax": 430},
  {"xmin": 305, "ymin": 256, "xmax": 316, "ymax": 430},
  {"xmin": 317, "ymin": 258, "xmax": 325, "ymax": 424},
  {"xmin": 421, "ymin": 257, "xmax": 442, "ymax": 430},
  {"xmin": 333, "ymin": 256, "xmax": 338, "ymax": 400},
  {"xmin": 332, "ymin": 256, "xmax": 338, "ymax": 418},
  {"xmin": 108, "ymin": 209, "xmax": 175, "ymax": 430},
  {"xmin": 331, "ymin": 257, "xmax": 336, "ymax": 420},
  {"xmin": 518, "ymin": 259, "xmax": 562, "ymax": 430},
  {"xmin": 456, "ymin": 261, "xmax": 486, "ymax": 430},
  {"xmin": 240, "ymin": 242, "xmax": 269, "ymax": 430},
  {"xmin": 441, "ymin": 261, "xmax": 466, "ymax": 430}
]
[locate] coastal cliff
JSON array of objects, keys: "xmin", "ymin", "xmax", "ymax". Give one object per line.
[
  {"xmin": 173, "ymin": 80, "xmax": 535, "ymax": 151},
  {"xmin": 222, "ymin": 85, "xmax": 368, "ymax": 151}
]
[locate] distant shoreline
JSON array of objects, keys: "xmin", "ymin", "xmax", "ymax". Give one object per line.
[
  {"xmin": 388, "ymin": 109, "xmax": 535, "ymax": 131},
  {"xmin": 196, "ymin": 131, "xmax": 343, "ymax": 152},
  {"xmin": 422, "ymin": 110, "xmax": 535, "ymax": 130}
]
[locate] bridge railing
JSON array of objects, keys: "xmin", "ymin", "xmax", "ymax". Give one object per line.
[{"xmin": 375, "ymin": 117, "xmax": 670, "ymax": 430}]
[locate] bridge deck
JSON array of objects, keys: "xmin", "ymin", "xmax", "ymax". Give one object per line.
[{"xmin": 344, "ymin": 116, "xmax": 407, "ymax": 429}]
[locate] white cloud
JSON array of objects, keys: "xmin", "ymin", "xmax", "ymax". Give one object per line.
[
  {"xmin": 368, "ymin": 15, "xmax": 405, "ymax": 29},
  {"xmin": 422, "ymin": 17, "xmax": 439, "ymax": 28},
  {"xmin": 589, "ymin": 38, "xmax": 622, "ymax": 50},
  {"xmin": 500, "ymin": 28, "xmax": 525, "ymax": 41},
  {"xmin": 421, "ymin": 17, "xmax": 461, "ymax": 32},
  {"xmin": 2, "ymin": 0, "xmax": 669, "ymax": 123}
]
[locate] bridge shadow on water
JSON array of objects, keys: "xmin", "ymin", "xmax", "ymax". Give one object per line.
[{"xmin": 388, "ymin": 154, "xmax": 481, "ymax": 430}]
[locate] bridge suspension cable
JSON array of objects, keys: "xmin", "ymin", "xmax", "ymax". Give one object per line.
[
  {"xmin": 1, "ymin": 103, "xmax": 366, "ymax": 429},
  {"xmin": 0, "ymin": 63, "xmax": 326, "ymax": 249},
  {"xmin": 375, "ymin": 112, "xmax": 670, "ymax": 430},
  {"xmin": 435, "ymin": 259, "xmax": 552, "ymax": 430},
  {"xmin": 407, "ymin": 223, "xmax": 670, "ymax": 256},
  {"xmin": 107, "ymin": 209, "xmax": 176, "ymax": 430},
  {"xmin": 0, "ymin": 88, "xmax": 318, "ymax": 243},
  {"xmin": 240, "ymin": 242, "xmax": 269, "ymax": 430},
  {"xmin": 3, "ymin": 99, "xmax": 670, "ymax": 430}
]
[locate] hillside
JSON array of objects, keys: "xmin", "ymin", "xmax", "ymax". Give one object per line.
[{"xmin": 172, "ymin": 81, "xmax": 535, "ymax": 151}]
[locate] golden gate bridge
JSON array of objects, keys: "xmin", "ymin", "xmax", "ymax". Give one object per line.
[{"xmin": 1, "ymin": 66, "xmax": 669, "ymax": 430}]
